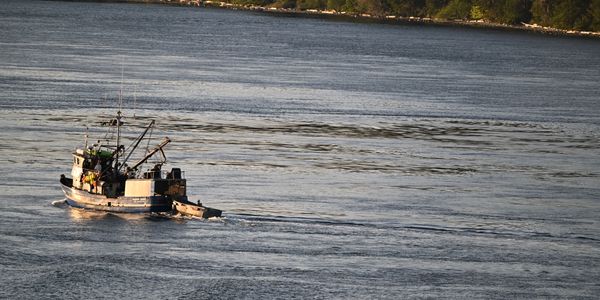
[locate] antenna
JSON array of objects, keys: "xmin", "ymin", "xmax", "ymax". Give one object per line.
[
  {"xmin": 119, "ymin": 59, "xmax": 124, "ymax": 111},
  {"xmin": 84, "ymin": 126, "xmax": 89, "ymax": 150},
  {"xmin": 133, "ymin": 84, "xmax": 137, "ymax": 119}
]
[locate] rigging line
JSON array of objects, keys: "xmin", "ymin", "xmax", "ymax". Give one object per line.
[
  {"xmin": 133, "ymin": 85, "xmax": 137, "ymax": 119},
  {"xmin": 103, "ymin": 119, "xmax": 116, "ymax": 142}
]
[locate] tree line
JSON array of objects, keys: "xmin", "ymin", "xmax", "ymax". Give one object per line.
[{"xmin": 227, "ymin": 0, "xmax": 600, "ymax": 32}]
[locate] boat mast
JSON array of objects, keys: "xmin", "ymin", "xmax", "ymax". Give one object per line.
[
  {"xmin": 115, "ymin": 62, "xmax": 124, "ymax": 174},
  {"xmin": 119, "ymin": 60, "xmax": 124, "ymax": 111},
  {"xmin": 84, "ymin": 126, "xmax": 89, "ymax": 150},
  {"xmin": 114, "ymin": 110, "xmax": 122, "ymax": 173}
]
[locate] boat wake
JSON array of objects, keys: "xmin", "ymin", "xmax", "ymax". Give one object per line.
[
  {"xmin": 51, "ymin": 199, "xmax": 68, "ymax": 207},
  {"xmin": 170, "ymin": 212, "xmax": 226, "ymax": 223}
]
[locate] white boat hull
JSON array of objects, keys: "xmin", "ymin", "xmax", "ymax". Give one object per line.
[{"xmin": 60, "ymin": 179, "xmax": 174, "ymax": 213}]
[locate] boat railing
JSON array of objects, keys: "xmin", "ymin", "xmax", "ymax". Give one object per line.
[{"xmin": 143, "ymin": 170, "xmax": 185, "ymax": 180}]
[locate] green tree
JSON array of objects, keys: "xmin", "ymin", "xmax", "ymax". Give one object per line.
[
  {"xmin": 327, "ymin": 0, "xmax": 346, "ymax": 10},
  {"xmin": 341, "ymin": 0, "xmax": 359, "ymax": 12},
  {"xmin": 475, "ymin": 0, "xmax": 500, "ymax": 20},
  {"xmin": 436, "ymin": 0, "xmax": 472, "ymax": 19},
  {"xmin": 500, "ymin": 0, "xmax": 531, "ymax": 24},
  {"xmin": 296, "ymin": 0, "xmax": 326, "ymax": 9},
  {"xmin": 531, "ymin": 0, "xmax": 552, "ymax": 25},
  {"xmin": 470, "ymin": 4, "xmax": 484, "ymax": 19},
  {"xmin": 424, "ymin": 0, "xmax": 449, "ymax": 17},
  {"xmin": 272, "ymin": 0, "xmax": 296, "ymax": 8},
  {"xmin": 551, "ymin": 0, "xmax": 589, "ymax": 30},
  {"xmin": 356, "ymin": 0, "xmax": 385, "ymax": 14},
  {"xmin": 588, "ymin": 0, "xmax": 600, "ymax": 30},
  {"xmin": 384, "ymin": 0, "xmax": 427, "ymax": 16},
  {"xmin": 475, "ymin": 0, "xmax": 531, "ymax": 24}
]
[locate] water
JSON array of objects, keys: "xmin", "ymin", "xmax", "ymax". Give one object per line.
[{"xmin": 1, "ymin": 0, "xmax": 599, "ymax": 298}]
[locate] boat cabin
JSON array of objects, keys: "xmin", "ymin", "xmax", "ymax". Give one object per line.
[
  {"xmin": 70, "ymin": 145, "xmax": 186, "ymax": 199},
  {"xmin": 124, "ymin": 168, "xmax": 186, "ymax": 198}
]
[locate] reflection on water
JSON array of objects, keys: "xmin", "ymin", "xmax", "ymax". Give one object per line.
[
  {"xmin": 68, "ymin": 207, "xmax": 115, "ymax": 221},
  {"xmin": 67, "ymin": 206, "xmax": 167, "ymax": 222}
]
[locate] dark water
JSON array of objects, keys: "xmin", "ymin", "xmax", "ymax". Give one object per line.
[{"xmin": 1, "ymin": 0, "xmax": 600, "ymax": 298}]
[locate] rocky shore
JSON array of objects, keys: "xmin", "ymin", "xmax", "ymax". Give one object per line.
[{"xmin": 67, "ymin": 0, "xmax": 600, "ymax": 39}]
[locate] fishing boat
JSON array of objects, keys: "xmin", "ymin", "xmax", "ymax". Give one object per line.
[{"xmin": 59, "ymin": 110, "xmax": 222, "ymax": 218}]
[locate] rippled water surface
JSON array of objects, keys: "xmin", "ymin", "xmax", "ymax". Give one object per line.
[{"xmin": 1, "ymin": 0, "xmax": 599, "ymax": 298}]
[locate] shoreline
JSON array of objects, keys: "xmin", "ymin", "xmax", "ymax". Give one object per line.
[
  {"xmin": 196, "ymin": 1, "xmax": 600, "ymax": 39},
  {"xmin": 56, "ymin": 0, "xmax": 600, "ymax": 39}
]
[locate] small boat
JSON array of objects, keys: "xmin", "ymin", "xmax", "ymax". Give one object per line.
[
  {"xmin": 60, "ymin": 110, "xmax": 222, "ymax": 218},
  {"xmin": 172, "ymin": 199, "xmax": 222, "ymax": 218}
]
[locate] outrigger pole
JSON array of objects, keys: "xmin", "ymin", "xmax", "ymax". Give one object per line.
[
  {"xmin": 129, "ymin": 137, "xmax": 171, "ymax": 172},
  {"xmin": 118, "ymin": 120, "xmax": 155, "ymax": 172}
]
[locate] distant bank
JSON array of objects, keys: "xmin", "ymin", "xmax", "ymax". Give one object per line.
[{"xmin": 54, "ymin": 0, "xmax": 600, "ymax": 39}]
